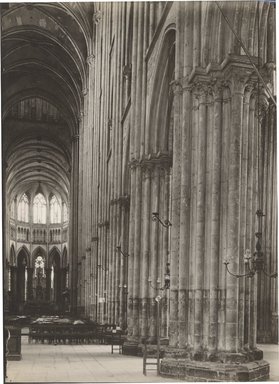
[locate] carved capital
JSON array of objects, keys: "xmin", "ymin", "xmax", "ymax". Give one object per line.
[
  {"xmin": 97, "ymin": 220, "xmax": 109, "ymax": 228},
  {"xmin": 169, "ymin": 80, "xmax": 183, "ymax": 95},
  {"xmin": 128, "ymin": 158, "xmax": 139, "ymax": 169},
  {"xmin": 141, "ymin": 152, "xmax": 172, "ymax": 171},
  {"xmin": 141, "ymin": 163, "xmax": 153, "ymax": 178},
  {"xmin": 123, "ymin": 64, "xmax": 132, "ymax": 80},
  {"xmin": 191, "ymin": 81, "xmax": 214, "ymax": 102},
  {"xmin": 78, "ymin": 112, "xmax": 84, "ymax": 123},
  {"xmin": 110, "ymin": 195, "xmax": 130, "ymax": 210},
  {"xmin": 230, "ymin": 73, "xmax": 248, "ymax": 95},
  {"xmin": 71, "ymin": 134, "xmax": 79, "ymax": 142},
  {"xmin": 93, "ymin": 10, "xmax": 102, "ymax": 24},
  {"xmin": 87, "ymin": 54, "xmax": 95, "ymax": 66}
]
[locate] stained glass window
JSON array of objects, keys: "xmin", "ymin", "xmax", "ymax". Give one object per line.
[
  {"xmin": 33, "ymin": 193, "xmax": 46, "ymax": 224},
  {"xmin": 35, "ymin": 256, "xmax": 45, "ymax": 277},
  {"xmin": 18, "ymin": 194, "xmax": 29, "ymax": 222},
  {"xmin": 50, "ymin": 195, "xmax": 61, "ymax": 223}
]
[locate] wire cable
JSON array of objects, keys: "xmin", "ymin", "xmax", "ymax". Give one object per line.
[{"xmin": 215, "ymin": 1, "xmax": 276, "ymax": 107}]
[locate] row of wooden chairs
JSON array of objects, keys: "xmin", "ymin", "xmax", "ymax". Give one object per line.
[{"xmin": 28, "ymin": 324, "xmax": 125, "ymax": 345}]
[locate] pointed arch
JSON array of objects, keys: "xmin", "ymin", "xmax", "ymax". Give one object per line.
[
  {"xmin": 148, "ymin": 27, "xmax": 176, "ymax": 155},
  {"xmin": 62, "ymin": 246, "xmax": 68, "ymax": 268},
  {"xmin": 10, "ymin": 244, "xmax": 16, "ymax": 266},
  {"xmin": 17, "ymin": 245, "xmax": 30, "ymax": 267},
  {"xmin": 32, "ymin": 246, "xmax": 47, "ymax": 266},
  {"xmin": 48, "ymin": 246, "xmax": 61, "ymax": 304},
  {"xmin": 48, "ymin": 246, "xmax": 61, "ymax": 267}
]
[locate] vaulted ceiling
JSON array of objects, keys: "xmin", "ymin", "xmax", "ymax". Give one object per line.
[{"xmin": 1, "ymin": 2, "xmax": 93, "ymax": 204}]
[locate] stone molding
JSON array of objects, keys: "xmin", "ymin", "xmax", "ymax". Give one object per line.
[
  {"xmin": 97, "ymin": 221, "xmax": 109, "ymax": 228},
  {"xmin": 71, "ymin": 134, "xmax": 79, "ymax": 142},
  {"xmin": 110, "ymin": 195, "xmax": 130, "ymax": 209},
  {"xmin": 128, "ymin": 152, "xmax": 172, "ymax": 171}
]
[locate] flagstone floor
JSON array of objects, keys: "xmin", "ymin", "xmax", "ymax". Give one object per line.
[{"xmin": 6, "ymin": 335, "xmax": 279, "ymax": 383}]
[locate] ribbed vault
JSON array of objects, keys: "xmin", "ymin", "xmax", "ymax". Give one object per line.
[{"xmin": 1, "ymin": 2, "xmax": 92, "ymax": 206}]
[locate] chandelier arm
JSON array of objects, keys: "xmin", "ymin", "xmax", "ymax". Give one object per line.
[
  {"xmin": 157, "ymin": 217, "xmax": 169, "ymax": 228},
  {"xmin": 224, "ymin": 263, "xmax": 251, "ymax": 278},
  {"xmin": 152, "ymin": 213, "xmax": 172, "ymax": 228},
  {"xmin": 149, "ymin": 281, "xmax": 157, "ymax": 290},
  {"xmin": 262, "ymin": 267, "xmax": 278, "ymax": 279}
]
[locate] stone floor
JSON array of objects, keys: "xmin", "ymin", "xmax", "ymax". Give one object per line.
[{"xmin": 6, "ymin": 336, "xmax": 279, "ymax": 383}]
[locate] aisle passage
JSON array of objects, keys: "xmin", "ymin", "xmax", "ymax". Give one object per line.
[
  {"xmin": 6, "ymin": 337, "xmax": 279, "ymax": 383},
  {"xmin": 6, "ymin": 336, "xmax": 178, "ymax": 383}
]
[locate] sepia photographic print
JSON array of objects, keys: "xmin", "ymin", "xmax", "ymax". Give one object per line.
[{"xmin": 1, "ymin": 1, "xmax": 278, "ymax": 383}]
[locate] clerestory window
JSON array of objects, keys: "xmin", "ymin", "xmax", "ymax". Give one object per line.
[
  {"xmin": 50, "ymin": 195, "xmax": 61, "ymax": 223},
  {"xmin": 33, "ymin": 193, "xmax": 46, "ymax": 224},
  {"xmin": 18, "ymin": 194, "xmax": 29, "ymax": 222},
  {"xmin": 63, "ymin": 203, "xmax": 68, "ymax": 223}
]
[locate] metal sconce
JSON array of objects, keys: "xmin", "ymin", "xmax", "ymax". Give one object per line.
[
  {"xmin": 115, "ymin": 246, "xmax": 129, "ymax": 258},
  {"xmin": 148, "ymin": 262, "xmax": 170, "ymax": 291},
  {"xmin": 224, "ymin": 210, "xmax": 277, "ymax": 279},
  {"xmin": 152, "ymin": 212, "xmax": 172, "ymax": 228},
  {"xmin": 118, "ymin": 283, "xmax": 128, "ymax": 291}
]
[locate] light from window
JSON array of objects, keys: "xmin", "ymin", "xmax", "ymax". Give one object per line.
[
  {"xmin": 18, "ymin": 194, "xmax": 29, "ymax": 222},
  {"xmin": 33, "ymin": 193, "xmax": 46, "ymax": 224},
  {"xmin": 63, "ymin": 203, "xmax": 68, "ymax": 223},
  {"xmin": 50, "ymin": 195, "xmax": 61, "ymax": 223},
  {"xmin": 10, "ymin": 199, "xmax": 16, "ymax": 219},
  {"xmin": 35, "ymin": 255, "xmax": 45, "ymax": 277}
]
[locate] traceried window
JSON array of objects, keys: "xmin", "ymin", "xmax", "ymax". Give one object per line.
[
  {"xmin": 63, "ymin": 203, "xmax": 68, "ymax": 223},
  {"xmin": 50, "ymin": 195, "xmax": 61, "ymax": 223},
  {"xmin": 18, "ymin": 194, "xmax": 29, "ymax": 222},
  {"xmin": 33, "ymin": 193, "xmax": 46, "ymax": 224},
  {"xmin": 10, "ymin": 199, "xmax": 16, "ymax": 219}
]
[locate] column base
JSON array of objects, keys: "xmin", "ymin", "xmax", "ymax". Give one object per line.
[
  {"xmin": 160, "ymin": 358, "xmax": 269, "ymax": 382},
  {"xmin": 122, "ymin": 339, "xmax": 169, "ymax": 356},
  {"xmin": 122, "ymin": 341, "xmax": 141, "ymax": 356}
]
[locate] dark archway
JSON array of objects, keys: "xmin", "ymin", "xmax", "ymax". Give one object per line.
[
  {"xmin": 16, "ymin": 247, "xmax": 30, "ymax": 309},
  {"xmin": 49, "ymin": 247, "xmax": 61, "ymax": 307}
]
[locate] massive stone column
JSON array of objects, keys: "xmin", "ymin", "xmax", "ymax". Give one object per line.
[
  {"xmin": 10, "ymin": 266, "xmax": 18, "ymax": 312},
  {"xmin": 26, "ymin": 267, "xmax": 34, "ymax": 301},
  {"xmin": 69, "ymin": 134, "xmax": 79, "ymax": 313},
  {"xmin": 45, "ymin": 267, "xmax": 51, "ymax": 302},
  {"xmin": 161, "ymin": 56, "xmax": 270, "ymax": 381}
]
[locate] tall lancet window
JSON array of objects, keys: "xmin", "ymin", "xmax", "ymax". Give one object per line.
[
  {"xmin": 50, "ymin": 195, "xmax": 61, "ymax": 223},
  {"xmin": 33, "ymin": 193, "xmax": 46, "ymax": 224},
  {"xmin": 18, "ymin": 194, "xmax": 29, "ymax": 222},
  {"xmin": 10, "ymin": 199, "xmax": 16, "ymax": 219},
  {"xmin": 63, "ymin": 203, "xmax": 68, "ymax": 223}
]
